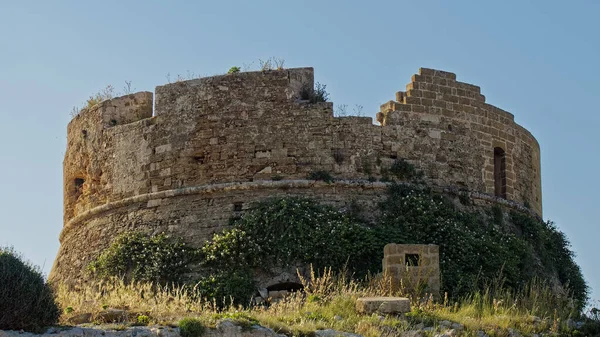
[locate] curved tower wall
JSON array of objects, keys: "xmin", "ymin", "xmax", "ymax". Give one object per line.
[{"xmin": 50, "ymin": 67, "xmax": 542, "ymax": 283}]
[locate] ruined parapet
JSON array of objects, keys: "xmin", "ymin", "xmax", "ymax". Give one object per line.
[
  {"xmin": 63, "ymin": 92, "xmax": 154, "ymax": 221},
  {"xmin": 382, "ymin": 243, "xmax": 441, "ymax": 296},
  {"xmin": 377, "ymin": 68, "xmax": 541, "ymax": 215}
]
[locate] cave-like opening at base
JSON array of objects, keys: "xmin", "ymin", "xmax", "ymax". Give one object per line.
[{"xmin": 266, "ymin": 282, "xmax": 304, "ymax": 292}]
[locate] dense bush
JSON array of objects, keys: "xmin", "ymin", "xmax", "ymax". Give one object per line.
[
  {"xmin": 178, "ymin": 317, "xmax": 205, "ymax": 337},
  {"xmin": 307, "ymin": 170, "xmax": 335, "ymax": 183},
  {"xmin": 0, "ymin": 247, "xmax": 60, "ymax": 331},
  {"xmin": 510, "ymin": 211, "xmax": 588, "ymax": 307},
  {"xmin": 88, "ymin": 232, "xmax": 198, "ymax": 284},
  {"xmin": 378, "ymin": 185, "xmax": 528, "ymax": 295},
  {"xmin": 202, "ymin": 197, "xmax": 376, "ymax": 273},
  {"xmin": 389, "ymin": 159, "xmax": 422, "ymax": 181},
  {"xmin": 377, "ymin": 184, "xmax": 587, "ymax": 310},
  {"xmin": 193, "ymin": 269, "xmax": 256, "ymax": 307},
  {"xmin": 200, "ymin": 185, "xmax": 587, "ymax": 311},
  {"xmin": 89, "ymin": 185, "xmax": 587, "ymax": 311}
]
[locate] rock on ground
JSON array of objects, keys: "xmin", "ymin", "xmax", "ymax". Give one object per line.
[{"xmin": 355, "ymin": 297, "xmax": 411, "ymax": 314}]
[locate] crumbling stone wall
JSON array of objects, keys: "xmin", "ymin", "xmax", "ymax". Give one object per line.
[
  {"xmin": 50, "ymin": 67, "xmax": 542, "ymax": 284},
  {"xmin": 378, "ymin": 69, "xmax": 541, "ymax": 213},
  {"xmin": 382, "ymin": 244, "xmax": 441, "ymax": 295}
]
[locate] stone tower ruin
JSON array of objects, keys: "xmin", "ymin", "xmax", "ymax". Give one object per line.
[{"xmin": 49, "ymin": 67, "xmax": 542, "ymax": 283}]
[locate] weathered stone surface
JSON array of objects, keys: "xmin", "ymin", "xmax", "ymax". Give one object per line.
[
  {"xmin": 355, "ymin": 297, "xmax": 411, "ymax": 314},
  {"xmin": 97, "ymin": 308, "xmax": 128, "ymax": 323},
  {"xmin": 0, "ymin": 321, "xmax": 290, "ymax": 337},
  {"xmin": 434, "ymin": 330, "xmax": 457, "ymax": 337},
  {"xmin": 0, "ymin": 326, "xmax": 180, "ymax": 337},
  {"xmin": 67, "ymin": 313, "xmax": 92, "ymax": 324},
  {"xmin": 206, "ymin": 320, "xmax": 286, "ymax": 337},
  {"xmin": 315, "ymin": 330, "xmax": 362, "ymax": 337},
  {"xmin": 50, "ymin": 67, "xmax": 543, "ymax": 284}
]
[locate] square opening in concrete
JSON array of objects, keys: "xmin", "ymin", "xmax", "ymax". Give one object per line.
[{"xmin": 405, "ymin": 253, "xmax": 420, "ymax": 266}]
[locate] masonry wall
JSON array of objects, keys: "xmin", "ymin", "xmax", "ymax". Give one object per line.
[
  {"xmin": 378, "ymin": 69, "xmax": 541, "ymax": 213},
  {"xmin": 50, "ymin": 67, "xmax": 542, "ymax": 284}
]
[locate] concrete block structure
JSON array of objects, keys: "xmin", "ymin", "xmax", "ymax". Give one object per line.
[
  {"xmin": 382, "ymin": 244, "xmax": 441, "ymax": 295},
  {"xmin": 49, "ymin": 67, "xmax": 542, "ymax": 284}
]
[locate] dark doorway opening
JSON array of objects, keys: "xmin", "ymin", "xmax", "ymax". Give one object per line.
[{"xmin": 494, "ymin": 147, "xmax": 507, "ymax": 199}]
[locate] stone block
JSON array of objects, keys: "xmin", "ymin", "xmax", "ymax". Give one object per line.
[
  {"xmin": 355, "ymin": 297, "xmax": 411, "ymax": 314},
  {"xmin": 155, "ymin": 144, "xmax": 172, "ymax": 154}
]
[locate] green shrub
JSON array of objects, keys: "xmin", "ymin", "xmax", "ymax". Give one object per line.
[
  {"xmin": 312, "ymin": 82, "xmax": 329, "ymax": 103},
  {"xmin": 136, "ymin": 315, "xmax": 150, "ymax": 326},
  {"xmin": 179, "ymin": 317, "xmax": 205, "ymax": 337},
  {"xmin": 389, "ymin": 159, "xmax": 422, "ymax": 180},
  {"xmin": 199, "ymin": 197, "xmax": 377, "ymax": 305},
  {"xmin": 193, "ymin": 269, "xmax": 256, "ymax": 308},
  {"xmin": 307, "ymin": 294, "xmax": 322, "ymax": 303},
  {"xmin": 377, "ymin": 184, "xmax": 587, "ymax": 310},
  {"xmin": 299, "ymin": 82, "xmax": 329, "ymax": 103},
  {"xmin": 88, "ymin": 232, "xmax": 199, "ymax": 284},
  {"xmin": 0, "ymin": 247, "xmax": 60, "ymax": 331},
  {"xmin": 510, "ymin": 211, "xmax": 588, "ymax": 308},
  {"xmin": 228, "ymin": 66, "xmax": 241, "ymax": 74},
  {"xmin": 200, "ymin": 185, "xmax": 587, "ymax": 311},
  {"xmin": 307, "ymin": 170, "xmax": 335, "ymax": 183},
  {"xmin": 202, "ymin": 197, "xmax": 377, "ymax": 276},
  {"xmin": 379, "ymin": 185, "xmax": 528, "ymax": 293},
  {"xmin": 90, "ymin": 186, "xmax": 585, "ymax": 313}
]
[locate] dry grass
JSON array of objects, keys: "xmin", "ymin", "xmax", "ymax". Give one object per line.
[{"xmin": 55, "ymin": 268, "xmax": 585, "ymax": 336}]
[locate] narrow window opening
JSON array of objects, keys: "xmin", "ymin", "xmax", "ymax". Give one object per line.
[
  {"xmin": 405, "ymin": 254, "xmax": 420, "ymax": 267},
  {"xmin": 494, "ymin": 147, "xmax": 507, "ymax": 199},
  {"xmin": 233, "ymin": 202, "xmax": 243, "ymax": 212},
  {"xmin": 72, "ymin": 177, "xmax": 85, "ymax": 201},
  {"xmin": 74, "ymin": 178, "xmax": 84, "ymax": 190}
]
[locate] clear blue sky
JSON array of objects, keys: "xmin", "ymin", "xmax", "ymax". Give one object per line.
[{"xmin": 1, "ymin": 1, "xmax": 598, "ymax": 303}]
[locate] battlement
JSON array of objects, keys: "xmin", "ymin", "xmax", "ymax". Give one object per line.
[
  {"xmin": 51, "ymin": 66, "xmax": 543, "ymax": 283},
  {"xmin": 155, "ymin": 67, "xmax": 315, "ymax": 116},
  {"xmin": 68, "ymin": 92, "xmax": 153, "ymax": 130}
]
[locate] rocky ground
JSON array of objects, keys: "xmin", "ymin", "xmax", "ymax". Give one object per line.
[{"xmin": 0, "ymin": 318, "xmax": 572, "ymax": 337}]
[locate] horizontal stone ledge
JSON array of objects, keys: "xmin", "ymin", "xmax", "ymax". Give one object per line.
[{"xmin": 59, "ymin": 180, "xmax": 539, "ymax": 243}]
